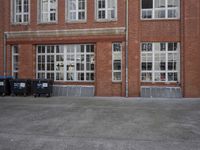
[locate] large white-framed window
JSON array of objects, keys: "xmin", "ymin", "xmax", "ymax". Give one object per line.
[
  {"xmin": 66, "ymin": 0, "xmax": 87, "ymax": 22},
  {"xmin": 141, "ymin": 42, "xmax": 180, "ymax": 82},
  {"xmin": 141, "ymin": 0, "xmax": 180, "ymax": 19},
  {"xmin": 12, "ymin": 0, "xmax": 30, "ymax": 24},
  {"xmin": 38, "ymin": 0, "xmax": 57, "ymax": 23},
  {"xmin": 112, "ymin": 43, "xmax": 122, "ymax": 82},
  {"xmin": 12, "ymin": 45, "xmax": 19, "ymax": 79},
  {"xmin": 96, "ymin": 0, "xmax": 117, "ymax": 21},
  {"xmin": 36, "ymin": 44, "xmax": 95, "ymax": 82}
]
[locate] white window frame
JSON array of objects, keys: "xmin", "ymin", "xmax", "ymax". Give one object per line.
[
  {"xmin": 112, "ymin": 43, "xmax": 122, "ymax": 82},
  {"xmin": 38, "ymin": 0, "xmax": 58, "ymax": 23},
  {"xmin": 36, "ymin": 44, "xmax": 95, "ymax": 82},
  {"xmin": 12, "ymin": 45, "xmax": 19, "ymax": 78},
  {"xmin": 12, "ymin": 0, "xmax": 30, "ymax": 24},
  {"xmin": 141, "ymin": 0, "xmax": 180, "ymax": 20},
  {"xmin": 141, "ymin": 42, "xmax": 180, "ymax": 83},
  {"xmin": 95, "ymin": 0, "xmax": 117, "ymax": 21},
  {"xmin": 66, "ymin": 0, "xmax": 87, "ymax": 22}
]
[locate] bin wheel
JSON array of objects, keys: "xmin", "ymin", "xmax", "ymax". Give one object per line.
[
  {"xmin": 33, "ymin": 94, "xmax": 36, "ymax": 98},
  {"xmin": 11, "ymin": 93, "xmax": 15, "ymax": 97},
  {"xmin": 46, "ymin": 93, "xmax": 50, "ymax": 97}
]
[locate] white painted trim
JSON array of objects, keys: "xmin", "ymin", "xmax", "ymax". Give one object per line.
[
  {"xmin": 141, "ymin": 0, "xmax": 180, "ymax": 20},
  {"xmin": 11, "ymin": 0, "xmax": 30, "ymax": 24},
  {"xmin": 140, "ymin": 42, "xmax": 180, "ymax": 83},
  {"xmin": 65, "ymin": 0, "xmax": 87, "ymax": 22},
  {"xmin": 36, "ymin": 44, "xmax": 95, "ymax": 82},
  {"xmin": 112, "ymin": 42, "xmax": 122, "ymax": 82},
  {"xmin": 95, "ymin": 0, "xmax": 118, "ymax": 21},
  {"xmin": 6, "ymin": 27, "xmax": 125, "ymax": 38}
]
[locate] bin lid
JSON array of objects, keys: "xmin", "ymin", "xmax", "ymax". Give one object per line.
[{"xmin": 0, "ymin": 76, "xmax": 13, "ymax": 79}]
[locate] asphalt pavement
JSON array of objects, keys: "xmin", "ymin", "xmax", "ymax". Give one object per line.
[{"xmin": 0, "ymin": 96, "xmax": 200, "ymax": 150}]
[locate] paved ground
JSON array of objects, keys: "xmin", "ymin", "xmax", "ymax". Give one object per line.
[{"xmin": 0, "ymin": 97, "xmax": 200, "ymax": 150}]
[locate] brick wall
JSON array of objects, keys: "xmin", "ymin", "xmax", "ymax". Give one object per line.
[
  {"xmin": 18, "ymin": 44, "xmax": 35, "ymax": 79},
  {"xmin": 0, "ymin": 0, "xmax": 4, "ymax": 76},
  {"xmin": 183, "ymin": 0, "xmax": 200, "ymax": 97},
  {"xmin": 0, "ymin": 0, "xmax": 200, "ymax": 97},
  {"xmin": 5, "ymin": 0, "xmax": 125, "ymax": 32}
]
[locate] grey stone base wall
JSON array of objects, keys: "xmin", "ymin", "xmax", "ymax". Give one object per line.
[
  {"xmin": 53, "ymin": 85, "xmax": 95, "ymax": 97},
  {"xmin": 141, "ymin": 86, "xmax": 182, "ymax": 98}
]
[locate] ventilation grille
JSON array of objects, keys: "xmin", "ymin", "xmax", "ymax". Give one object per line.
[
  {"xmin": 53, "ymin": 85, "xmax": 95, "ymax": 97},
  {"xmin": 141, "ymin": 86, "xmax": 182, "ymax": 98}
]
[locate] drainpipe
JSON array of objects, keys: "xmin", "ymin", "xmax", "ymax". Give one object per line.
[
  {"xmin": 125, "ymin": 0, "xmax": 129, "ymax": 97},
  {"xmin": 3, "ymin": 33, "xmax": 7, "ymax": 77}
]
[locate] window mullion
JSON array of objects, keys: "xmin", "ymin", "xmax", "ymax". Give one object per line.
[
  {"xmin": 152, "ymin": 43, "xmax": 155, "ymax": 82},
  {"xmin": 105, "ymin": 0, "xmax": 108, "ymax": 19},
  {"xmin": 45, "ymin": 46, "xmax": 47, "ymax": 79},
  {"xmin": 165, "ymin": 0, "xmax": 168, "ymax": 19},
  {"xmin": 166, "ymin": 43, "xmax": 168, "ymax": 82},
  {"xmin": 64, "ymin": 46, "xmax": 67, "ymax": 81},
  {"xmin": 153, "ymin": 0, "xmax": 155, "ymax": 19},
  {"xmin": 76, "ymin": 0, "xmax": 79, "ymax": 20},
  {"xmin": 84, "ymin": 45, "xmax": 86, "ymax": 81},
  {"xmin": 22, "ymin": 0, "xmax": 24, "ymax": 22},
  {"xmin": 74, "ymin": 45, "xmax": 77, "ymax": 81},
  {"xmin": 54, "ymin": 46, "xmax": 56, "ymax": 81},
  {"xmin": 47, "ymin": 0, "xmax": 49, "ymax": 22},
  {"xmin": 14, "ymin": 0, "xmax": 16, "ymax": 22}
]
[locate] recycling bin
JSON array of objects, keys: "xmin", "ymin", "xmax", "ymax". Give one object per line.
[
  {"xmin": 0, "ymin": 76, "xmax": 12, "ymax": 96},
  {"xmin": 10, "ymin": 79, "xmax": 31, "ymax": 96},
  {"xmin": 32, "ymin": 79, "xmax": 53, "ymax": 97}
]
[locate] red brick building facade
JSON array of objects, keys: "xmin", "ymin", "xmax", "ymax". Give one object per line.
[{"xmin": 0, "ymin": 0, "xmax": 200, "ymax": 97}]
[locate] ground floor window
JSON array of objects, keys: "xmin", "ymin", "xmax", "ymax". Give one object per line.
[
  {"xmin": 36, "ymin": 44, "xmax": 95, "ymax": 81},
  {"xmin": 141, "ymin": 42, "xmax": 180, "ymax": 82},
  {"xmin": 112, "ymin": 43, "xmax": 122, "ymax": 81},
  {"xmin": 12, "ymin": 45, "xmax": 19, "ymax": 78}
]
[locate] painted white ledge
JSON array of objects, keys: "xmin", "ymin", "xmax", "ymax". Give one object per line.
[{"xmin": 6, "ymin": 27, "xmax": 125, "ymax": 39}]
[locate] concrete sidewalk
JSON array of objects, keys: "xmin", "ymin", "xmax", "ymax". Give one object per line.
[{"xmin": 0, "ymin": 97, "xmax": 200, "ymax": 150}]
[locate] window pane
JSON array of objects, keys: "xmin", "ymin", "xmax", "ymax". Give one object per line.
[
  {"xmin": 114, "ymin": 60, "xmax": 121, "ymax": 70},
  {"xmin": 155, "ymin": 10, "xmax": 165, "ymax": 18},
  {"xmin": 113, "ymin": 72, "xmax": 121, "ymax": 81},
  {"xmin": 168, "ymin": 0, "xmax": 179, "ymax": 7},
  {"xmin": 56, "ymin": 72, "xmax": 64, "ymax": 80},
  {"xmin": 141, "ymin": 73, "xmax": 152, "ymax": 81},
  {"xmin": 142, "ymin": 10, "xmax": 152, "ymax": 18},
  {"xmin": 77, "ymin": 73, "xmax": 85, "ymax": 81},
  {"xmin": 168, "ymin": 9, "xmax": 177, "ymax": 18},
  {"xmin": 142, "ymin": 0, "xmax": 153, "ymax": 9},
  {"xmin": 142, "ymin": 43, "xmax": 152, "ymax": 51},
  {"xmin": 155, "ymin": 0, "xmax": 165, "ymax": 8}
]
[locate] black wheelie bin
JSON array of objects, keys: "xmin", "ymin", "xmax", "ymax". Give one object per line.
[
  {"xmin": 32, "ymin": 79, "xmax": 53, "ymax": 97},
  {"xmin": 10, "ymin": 79, "xmax": 32, "ymax": 96},
  {"xmin": 0, "ymin": 76, "xmax": 12, "ymax": 96}
]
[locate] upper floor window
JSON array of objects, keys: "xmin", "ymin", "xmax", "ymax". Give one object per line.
[
  {"xmin": 66, "ymin": 0, "xmax": 86, "ymax": 22},
  {"xmin": 96, "ymin": 0, "xmax": 117, "ymax": 21},
  {"xmin": 12, "ymin": 0, "xmax": 30, "ymax": 24},
  {"xmin": 141, "ymin": 0, "xmax": 180, "ymax": 19},
  {"xmin": 39, "ymin": 0, "xmax": 57, "ymax": 23}
]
